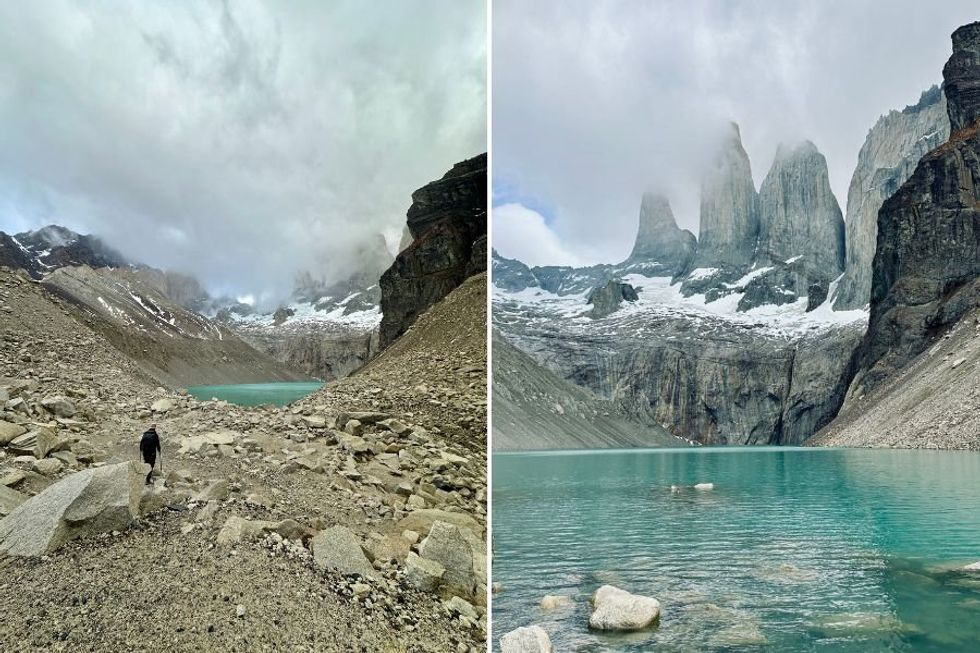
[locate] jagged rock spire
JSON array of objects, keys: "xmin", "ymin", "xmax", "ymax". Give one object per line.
[
  {"xmin": 626, "ymin": 192, "xmax": 696, "ymax": 274},
  {"xmin": 757, "ymin": 140, "xmax": 845, "ymax": 277},
  {"xmin": 694, "ymin": 122, "xmax": 759, "ymax": 269}
]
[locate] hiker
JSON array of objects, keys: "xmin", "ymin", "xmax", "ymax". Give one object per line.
[{"xmin": 139, "ymin": 423, "xmax": 162, "ymax": 485}]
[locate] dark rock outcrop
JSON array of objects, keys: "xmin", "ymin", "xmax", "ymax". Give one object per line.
[
  {"xmin": 625, "ymin": 193, "xmax": 696, "ymax": 275},
  {"xmin": 693, "ymin": 123, "xmax": 760, "ymax": 270},
  {"xmin": 379, "ymin": 153, "xmax": 487, "ymax": 348},
  {"xmin": 586, "ymin": 280, "xmax": 638, "ymax": 319},
  {"xmin": 757, "ymin": 141, "xmax": 845, "ymax": 277},
  {"xmin": 849, "ymin": 21, "xmax": 980, "ymax": 398},
  {"xmin": 0, "ymin": 225, "xmax": 127, "ymax": 280},
  {"xmin": 944, "ymin": 22, "xmax": 980, "ymax": 132},
  {"xmin": 834, "ymin": 86, "xmax": 950, "ymax": 310},
  {"xmin": 806, "ymin": 282, "xmax": 828, "ymax": 312}
]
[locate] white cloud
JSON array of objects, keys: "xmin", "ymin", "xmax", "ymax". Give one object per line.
[
  {"xmin": 492, "ymin": 203, "xmax": 585, "ymax": 268},
  {"xmin": 494, "ymin": 0, "xmax": 978, "ymax": 266},
  {"xmin": 0, "ymin": 1, "xmax": 486, "ymax": 300}
]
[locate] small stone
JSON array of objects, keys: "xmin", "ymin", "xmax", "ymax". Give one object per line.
[
  {"xmin": 32, "ymin": 458, "xmax": 64, "ymax": 476},
  {"xmin": 235, "ymin": 604, "xmax": 246, "ymax": 618}
]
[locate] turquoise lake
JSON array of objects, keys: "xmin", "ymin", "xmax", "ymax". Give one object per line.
[
  {"xmin": 186, "ymin": 382, "xmax": 324, "ymax": 407},
  {"xmin": 492, "ymin": 447, "xmax": 980, "ymax": 652}
]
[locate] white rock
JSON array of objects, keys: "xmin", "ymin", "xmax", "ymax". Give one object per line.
[
  {"xmin": 0, "ymin": 462, "xmax": 144, "ymax": 556},
  {"xmin": 499, "ymin": 625, "xmax": 552, "ymax": 653},
  {"xmin": 150, "ymin": 398, "xmax": 174, "ymax": 413},
  {"xmin": 311, "ymin": 525, "xmax": 376, "ymax": 578},
  {"xmin": 589, "ymin": 585, "xmax": 661, "ymax": 631}
]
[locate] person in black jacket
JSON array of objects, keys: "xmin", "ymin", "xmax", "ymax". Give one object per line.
[{"xmin": 139, "ymin": 424, "xmax": 162, "ymax": 485}]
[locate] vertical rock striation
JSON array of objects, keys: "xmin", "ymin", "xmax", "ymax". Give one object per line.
[
  {"xmin": 833, "ymin": 87, "xmax": 950, "ymax": 310},
  {"xmin": 379, "ymin": 153, "xmax": 487, "ymax": 349},
  {"xmin": 694, "ymin": 123, "xmax": 760, "ymax": 270},
  {"xmin": 850, "ymin": 21, "xmax": 980, "ymax": 397},
  {"xmin": 757, "ymin": 141, "xmax": 845, "ymax": 278}
]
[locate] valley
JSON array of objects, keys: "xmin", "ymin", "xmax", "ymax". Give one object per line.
[{"xmin": 0, "ymin": 153, "xmax": 489, "ymax": 651}]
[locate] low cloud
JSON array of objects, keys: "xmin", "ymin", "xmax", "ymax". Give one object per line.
[{"xmin": 0, "ymin": 1, "xmax": 486, "ymax": 301}]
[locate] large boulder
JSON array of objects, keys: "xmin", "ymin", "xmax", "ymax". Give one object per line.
[
  {"xmin": 0, "ymin": 461, "xmax": 145, "ymax": 557},
  {"xmin": 396, "ymin": 508, "xmax": 482, "ymax": 538},
  {"xmin": 418, "ymin": 520, "xmax": 476, "ymax": 597},
  {"xmin": 499, "ymin": 625, "xmax": 553, "ymax": 653},
  {"xmin": 40, "ymin": 395, "xmax": 76, "ymax": 418},
  {"xmin": 311, "ymin": 525, "xmax": 376, "ymax": 578},
  {"xmin": 588, "ymin": 585, "xmax": 661, "ymax": 631},
  {"xmin": 404, "ymin": 551, "xmax": 445, "ymax": 592}
]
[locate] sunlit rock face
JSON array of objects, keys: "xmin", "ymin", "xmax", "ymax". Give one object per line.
[{"xmin": 834, "ymin": 86, "xmax": 950, "ymax": 311}]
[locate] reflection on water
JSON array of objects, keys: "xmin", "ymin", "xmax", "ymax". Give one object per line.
[
  {"xmin": 491, "ymin": 447, "xmax": 980, "ymax": 652},
  {"xmin": 186, "ymin": 381, "xmax": 324, "ymax": 407}
]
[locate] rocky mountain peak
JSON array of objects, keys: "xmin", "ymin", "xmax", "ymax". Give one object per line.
[
  {"xmin": 757, "ymin": 139, "xmax": 845, "ymax": 276},
  {"xmin": 694, "ymin": 121, "xmax": 760, "ymax": 270},
  {"xmin": 833, "ymin": 86, "xmax": 949, "ymax": 310},
  {"xmin": 626, "ymin": 192, "xmax": 696, "ymax": 274},
  {"xmin": 944, "ymin": 21, "xmax": 980, "ymax": 132}
]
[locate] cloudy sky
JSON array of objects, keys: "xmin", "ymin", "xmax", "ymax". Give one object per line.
[
  {"xmin": 0, "ymin": 1, "xmax": 486, "ymax": 304},
  {"xmin": 493, "ymin": 0, "xmax": 979, "ymax": 267}
]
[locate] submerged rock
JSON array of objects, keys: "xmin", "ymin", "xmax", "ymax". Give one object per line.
[
  {"xmin": 539, "ymin": 594, "xmax": 572, "ymax": 610},
  {"xmin": 0, "ymin": 461, "xmax": 144, "ymax": 557},
  {"xmin": 499, "ymin": 625, "xmax": 553, "ymax": 653},
  {"xmin": 588, "ymin": 584, "xmax": 661, "ymax": 631}
]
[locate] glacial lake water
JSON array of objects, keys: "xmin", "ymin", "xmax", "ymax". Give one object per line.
[
  {"xmin": 186, "ymin": 382, "xmax": 324, "ymax": 407},
  {"xmin": 492, "ymin": 447, "xmax": 980, "ymax": 652}
]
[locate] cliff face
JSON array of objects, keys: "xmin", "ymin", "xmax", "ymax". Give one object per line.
[
  {"xmin": 848, "ymin": 22, "xmax": 980, "ymax": 398},
  {"xmin": 833, "ymin": 87, "xmax": 950, "ymax": 310},
  {"xmin": 492, "ymin": 330, "xmax": 685, "ymax": 450},
  {"xmin": 757, "ymin": 141, "xmax": 845, "ymax": 278},
  {"xmin": 625, "ymin": 193, "xmax": 696, "ymax": 275},
  {"xmin": 379, "ymin": 153, "xmax": 487, "ymax": 349}
]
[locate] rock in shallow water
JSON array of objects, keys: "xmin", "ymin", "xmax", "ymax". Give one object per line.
[
  {"xmin": 539, "ymin": 594, "xmax": 571, "ymax": 610},
  {"xmin": 589, "ymin": 584, "xmax": 661, "ymax": 631},
  {"xmin": 499, "ymin": 625, "xmax": 552, "ymax": 653}
]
